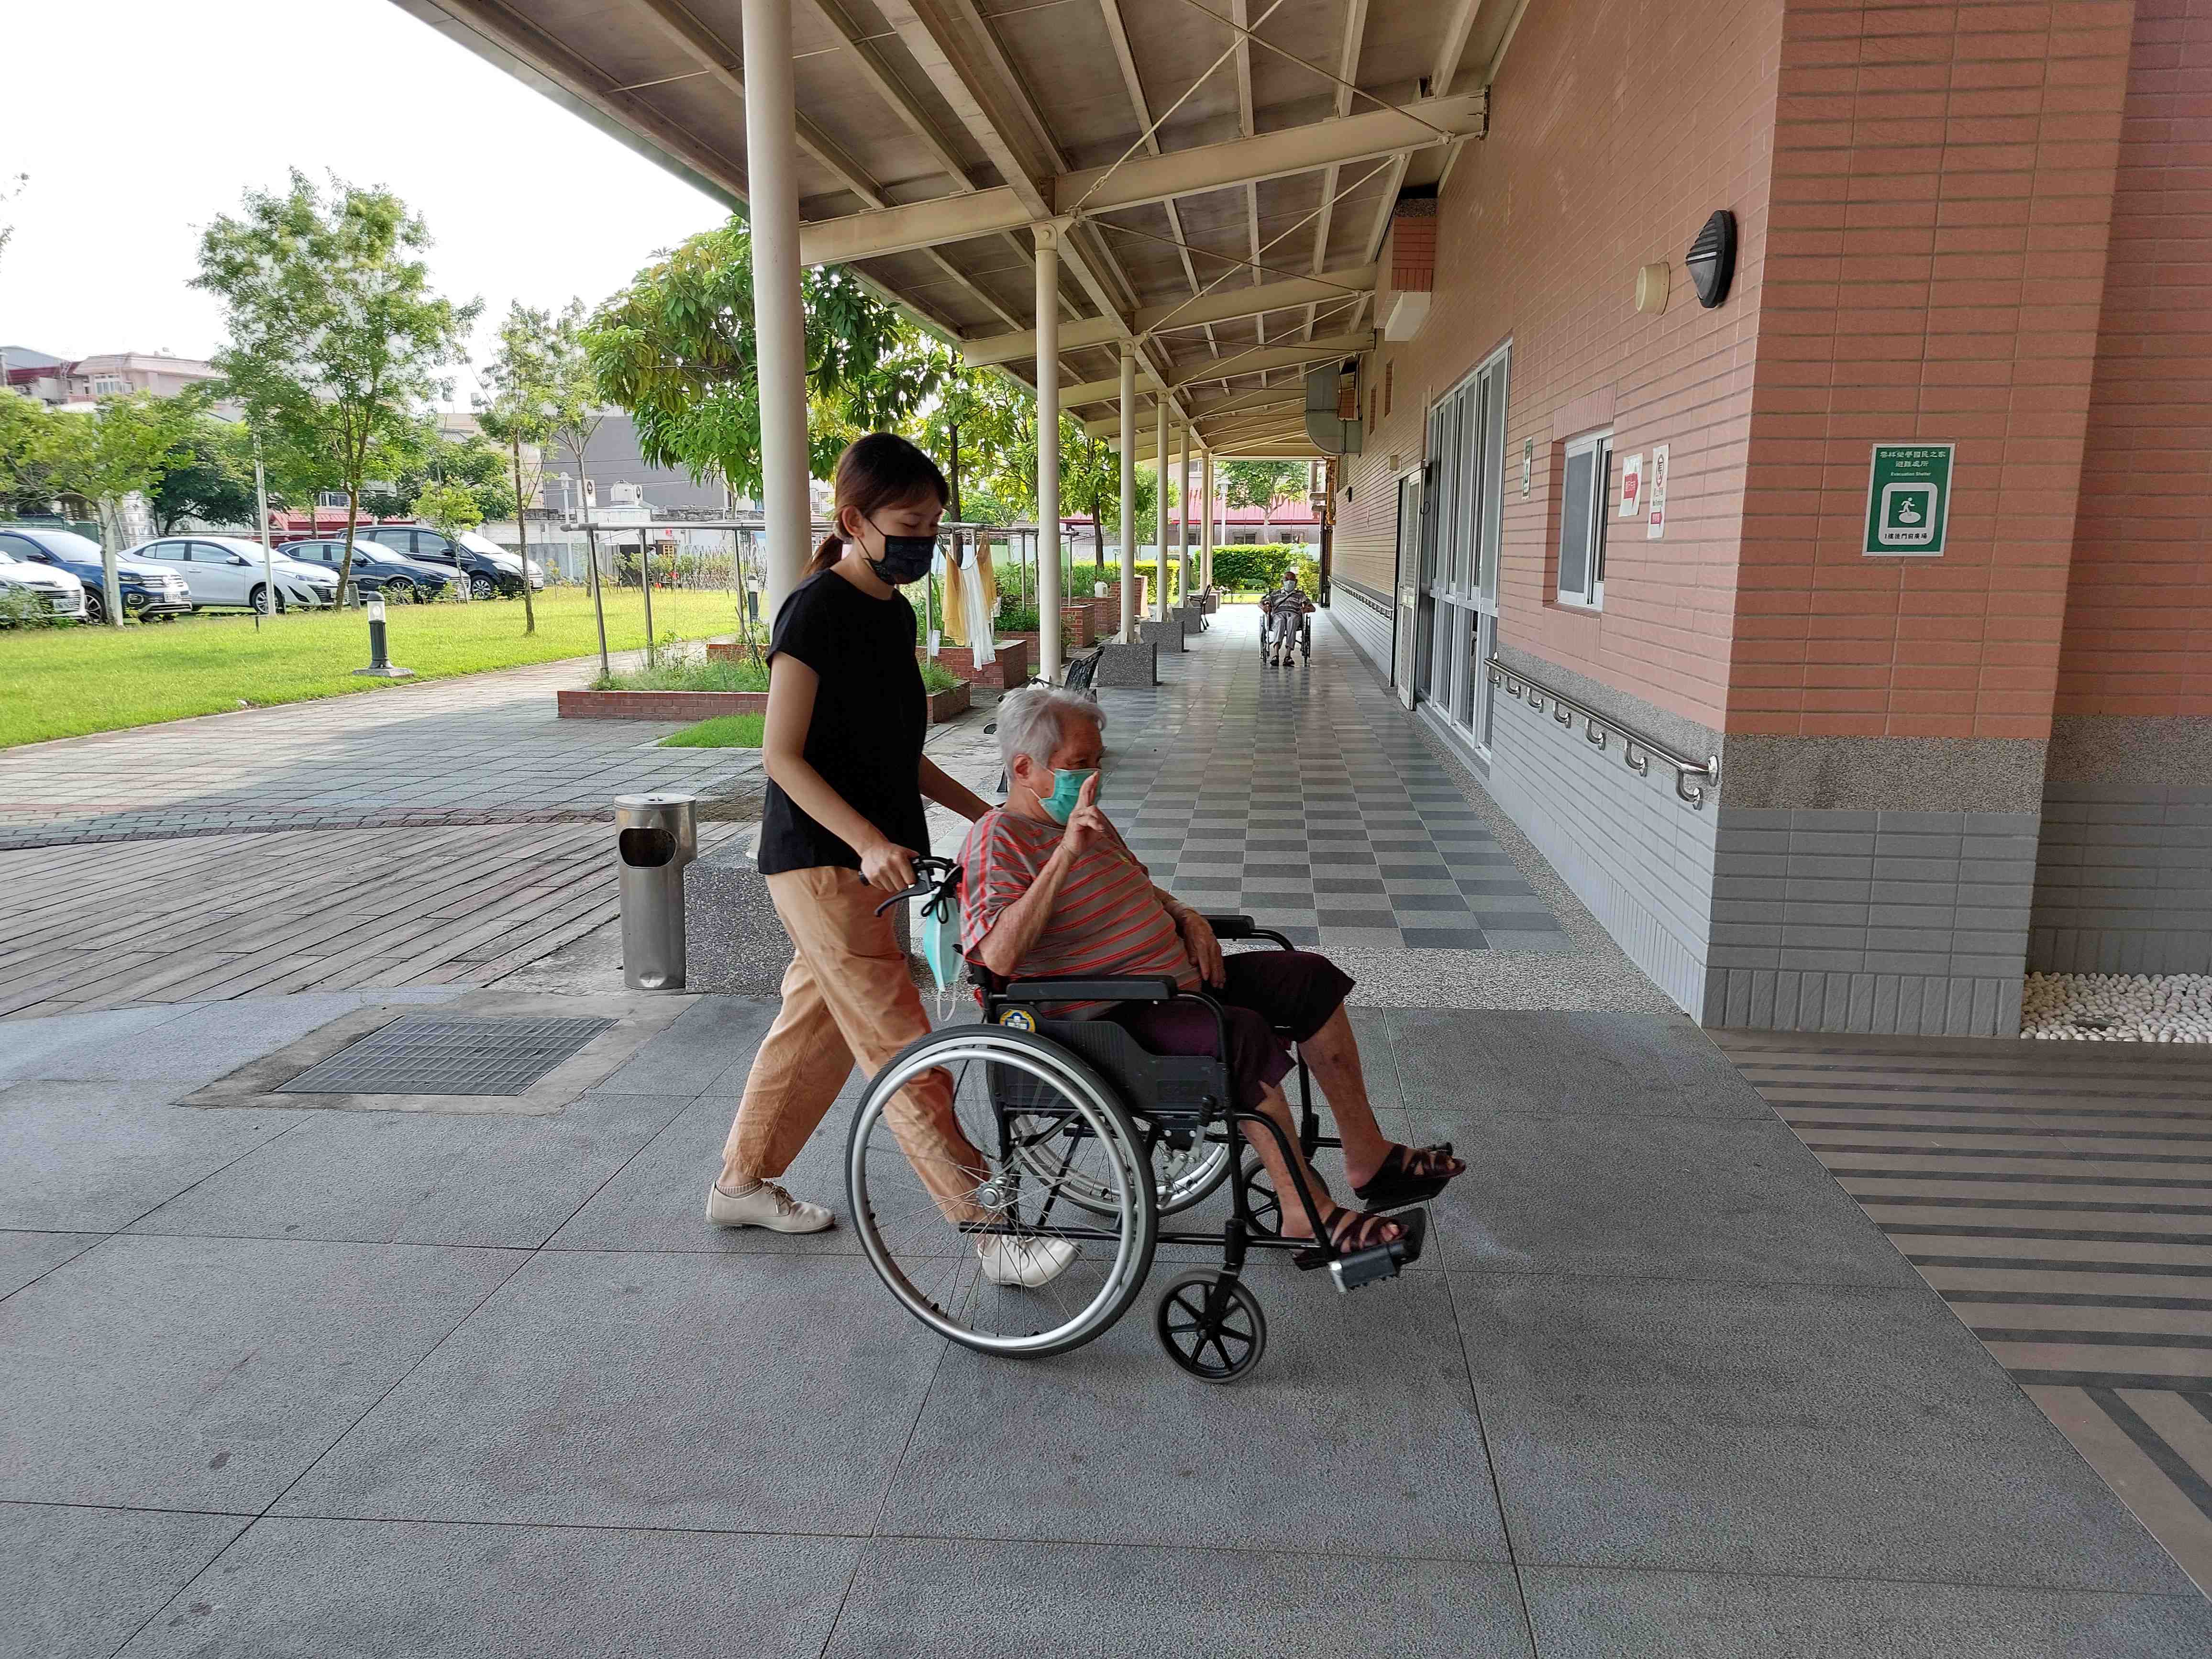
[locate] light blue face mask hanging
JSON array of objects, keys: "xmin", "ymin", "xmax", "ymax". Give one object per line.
[{"xmin": 916, "ymin": 865, "xmax": 966, "ymax": 1020}]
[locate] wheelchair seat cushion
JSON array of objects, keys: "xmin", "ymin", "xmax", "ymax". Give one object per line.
[{"xmin": 1105, "ymin": 950, "xmax": 1354, "ymax": 1112}]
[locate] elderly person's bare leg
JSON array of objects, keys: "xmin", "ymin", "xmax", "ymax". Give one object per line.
[
  {"xmin": 1292, "ymin": 1004, "xmax": 1463, "ymax": 1194},
  {"xmin": 1239, "ymin": 1078, "xmax": 1407, "ymax": 1252}
]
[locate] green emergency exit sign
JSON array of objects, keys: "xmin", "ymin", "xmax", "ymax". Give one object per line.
[{"xmin": 1863, "ymin": 443, "xmax": 1954, "ymax": 556}]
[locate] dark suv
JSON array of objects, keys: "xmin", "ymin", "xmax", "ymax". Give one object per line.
[
  {"xmin": 354, "ymin": 526, "xmax": 537, "ymax": 599},
  {"xmin": 0, "ymin": 524, "xmax": 192, "ymax": 623}
]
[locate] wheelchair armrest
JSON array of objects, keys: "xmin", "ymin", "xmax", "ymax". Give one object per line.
[
  {"xmin": 1199, "ymin": 914, "xmax": 1295, "ymax": 951},
  {"xmin": 996, "ymin": 975, "xmax": 1183, "ymax": 1004}
]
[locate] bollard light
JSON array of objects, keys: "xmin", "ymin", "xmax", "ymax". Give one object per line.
[{"xmin": 352, "ymin": 592, "xmax": 417, "ymax": 680}]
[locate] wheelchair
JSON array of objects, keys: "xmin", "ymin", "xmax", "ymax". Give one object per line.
[
  {"xmin": 1258, "ymin": 602, "xmax": 1312, "ymax": 666},
  {"xmin": 847, "ymin": 858, "xmax": 1424, "ymax": 1382}
]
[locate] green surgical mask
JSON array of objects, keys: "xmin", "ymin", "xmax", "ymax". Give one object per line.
[{"xmin": 1040, "ymin": 767, "xmax": 1098, "ymax": 825}]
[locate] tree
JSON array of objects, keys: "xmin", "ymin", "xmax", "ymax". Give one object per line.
[
  {"xmin": 0, "ymin": 172, "xmax": 24, "ymax": 271},
  {"xmin": 40, "ymin": 394, "xmax": 199, "ymax": 624},
  {"xmin": 586, "ymin": 218, "xmax": 936, "ymax": 496},
  {"xmin": 1219, "ymin": 457, "xmax": 1308, "ymax": 512},
  {"xmin": 908, "ymin": 354, "xmax": 1030, "ymax": 565},
  {"xmin": 0, "ymin": 391, "xmax": 60, "ymax": 516},
  {"xmin": 413, "ymin": 480, "xmax": 483, "ymax": 540},
  {"xmin": 194, "ymin": 170, "xmax": 479, "ymax": 607},
  {"xmin": 477, "ymin": 301, "xmax": 557, "ymax": 635},
  {"xmin": 151, "ymin": 413, "xmax": 261, "ymax": 534}
]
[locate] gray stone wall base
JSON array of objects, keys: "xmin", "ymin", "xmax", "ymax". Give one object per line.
[
  {"xmin": 1093, "ymin": 641, "xmax": 1158, "ymax": 687},
  {"xmin": 1133, "ymin": 619, "xmax": 1186, "ymax": 652},
  {"xmin": 680, "ymin": 844, "xmax": 909, "ymax": 995},
  {"xmin": 1704, "ymin": 965, "xmax": 2025, "ymax": 1037},
  {"xmin": 2030, "ymin": 720, "xmax": 2212, "ymax": 975}
]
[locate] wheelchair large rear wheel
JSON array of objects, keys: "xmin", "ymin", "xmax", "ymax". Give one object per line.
[
  {"xmin": 1010, "ymin": 1120, "xmax": 1230, "ymax": 1217},
  {"xmin": 848, "ymin": 1025, "xmax": 1159, "ymax": 1359}
]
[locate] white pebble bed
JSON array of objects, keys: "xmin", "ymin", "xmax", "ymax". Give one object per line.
[{"xmin": 2021, "ymin": 973, "xmax": 2212, "ymax": 1042}]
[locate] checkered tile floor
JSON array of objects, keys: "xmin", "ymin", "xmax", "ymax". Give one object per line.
[{"xmin": 1094, "ymin": 608, "xmax": 1572, "ymax": 952}]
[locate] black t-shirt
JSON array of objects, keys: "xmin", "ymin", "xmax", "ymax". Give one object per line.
[{"xmin": 756, "ymin": 569, "xmax": 929, "ymax": 876}]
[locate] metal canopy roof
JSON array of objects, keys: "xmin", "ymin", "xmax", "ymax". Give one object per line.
[{"xmin": 394, "ymin": 0, "xmax": 1521, "ymax": 455}]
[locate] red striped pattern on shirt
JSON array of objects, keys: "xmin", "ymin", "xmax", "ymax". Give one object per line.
[{"xmin": 959, "ymin": 807, "xmax": 1195, "ymax": 1015}]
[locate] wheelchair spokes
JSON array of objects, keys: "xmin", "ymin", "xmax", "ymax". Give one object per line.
[{"xmin": 848, "ymin": 1029, "xmax": 1158, "ymax": 1358}]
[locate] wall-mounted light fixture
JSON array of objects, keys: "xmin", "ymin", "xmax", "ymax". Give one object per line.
[
  {"xmin": 1635, "ymin": 262, "xmax": 1670, "ymax": 315},
  {"xmin": 1685, "ymin": 210, "xmax": 1737, "ymax": 308}
]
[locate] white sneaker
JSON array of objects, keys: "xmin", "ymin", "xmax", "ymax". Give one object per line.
[
  {"xmin": 707, "ymin": 1179, "xmax": 834, "ymax": 1233},
  {"xmin": 976, "ymin": 1234, "xmax": 1077, "ymax": 1288}
]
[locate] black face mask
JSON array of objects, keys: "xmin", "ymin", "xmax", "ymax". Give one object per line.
[{"xmin": 859, "ymin": 516, "xmax": 937, "ymax": 586}]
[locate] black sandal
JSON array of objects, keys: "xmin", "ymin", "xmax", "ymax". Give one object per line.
[
  {"xmin": 1293, "ymin": 1204, "xmax": 1417, "ymax": 1270},
  {"xmin": 1351, "ymin": 1142, "xmax": 1465, "ymax": 1208}
]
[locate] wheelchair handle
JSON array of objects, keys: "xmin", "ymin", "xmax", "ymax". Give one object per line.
[{"xmin": 872, "ymin": 854, "xmax": 960, "ymax": 917}]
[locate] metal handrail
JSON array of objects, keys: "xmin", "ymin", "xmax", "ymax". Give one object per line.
[{"xmin": 1485, "ymin": 656, "xmax": 1721, "ymax": 807}]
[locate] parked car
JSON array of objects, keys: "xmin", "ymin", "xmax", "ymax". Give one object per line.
[
  {"xmin": 124, "ymin": 535, "xmax": 339, "ymax": 613},
  {"xmin": 0, "ymin": 525, "xmax": 192, "ymax": 623},
  {"xmin": 354, "ymin": 525, "xmax": 541, "ymax": 599},
  {"xmin": 283, "ymin": 537, "xmax": 452, "ymax": 602},
  {"xmin": 0, "ymin": 542, "xmax": 87, "ymax": 623}
]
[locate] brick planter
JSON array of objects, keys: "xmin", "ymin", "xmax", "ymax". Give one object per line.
[
  {"xmin": 926, "ymin": 680, "xmax": 972, "ymax": 723},
  {"xmin": 926, "ymin": 638, "xmax": 1029, "ymax": 690},
  {"xmin": 557, "ymin": 689, "xmax": 767, "ymax": 720},
  {"xmin": 704, "ymin": 636, "xmax": 765, "ymax": 664}
]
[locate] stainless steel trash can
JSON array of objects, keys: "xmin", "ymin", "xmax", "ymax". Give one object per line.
[{"xmin": 615, "ymin": 793, "xmax": 698, "ymax": 991}]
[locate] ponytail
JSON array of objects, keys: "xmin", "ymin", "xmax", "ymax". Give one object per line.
[{"xmin": 804, "ymin": 433, "xmax": 951, "ymax": 579}]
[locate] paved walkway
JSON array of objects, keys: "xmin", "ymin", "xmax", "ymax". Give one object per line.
[
  {"xmin": 1724, "ymin": 1028, "xmax": 2212, "ymax": 1593},
  {"xmin": 2, "ymin": 609, "xmax": 2207, "ymax": 1654}
]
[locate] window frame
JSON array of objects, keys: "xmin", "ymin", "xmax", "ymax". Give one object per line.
[{"xmin": 1555, "ymin": 428, "xmax": 1613, "ymax": 610}]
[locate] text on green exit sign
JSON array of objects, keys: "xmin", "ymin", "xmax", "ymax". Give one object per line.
[{"xmin": 1863, "ymin": 442, "xmax": 1954, "ymax": 556}]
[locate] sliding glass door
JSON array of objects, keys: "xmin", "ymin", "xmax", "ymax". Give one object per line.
[{"xmin": 1418, "ymin": 345, "xmax": 1508, "ymax": 753}]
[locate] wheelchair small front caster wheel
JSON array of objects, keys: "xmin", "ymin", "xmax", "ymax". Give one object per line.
[
  {"xmin": 1240, "ymin": 1151, "xmax": 1283, "ymax": 1238},
  {"xmin": 1156, "ymin": 1270, "xmax": 1266, "ymax": 1382}
]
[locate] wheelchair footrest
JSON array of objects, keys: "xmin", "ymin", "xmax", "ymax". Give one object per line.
[{"xmin": 1331, "ymin": 1208, "xmax": 1426, "ymax": 1293}]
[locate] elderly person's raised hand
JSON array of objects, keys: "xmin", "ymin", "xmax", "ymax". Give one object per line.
[{"xmin": 1059, "ymin": 771, "xmax": 1109, "ymax": 858}]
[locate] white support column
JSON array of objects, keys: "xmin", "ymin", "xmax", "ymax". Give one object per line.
[
  {"xmin": 1176, "ymin": 420, "xmax": 1191, "ymax": 606},
  {"xmin": 1200, "ymin": 451, "xmax": 1214, "ymax": 590},
  {"xmin": 742, "ymin": 0, "xmax": 811, "ymax": 620},
  {"xmin": 1033, "ymin": 221, "xmax": 1063, "ymax": 684},
  {"xmin": 1154, "ymin": 395, "xmax": 1170, "ymax": 620},
  {"xmin": 1118, "ymin": 342, "xmax": 1137, "ymax": 641}
]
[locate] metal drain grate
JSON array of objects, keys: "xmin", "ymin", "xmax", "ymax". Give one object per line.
[{"xmin": 278, "ymin": 1015, "xmax": 617, "ymax": 1096}]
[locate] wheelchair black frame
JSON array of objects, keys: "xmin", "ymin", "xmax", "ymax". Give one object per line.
[{"xmin": 974, "ymin": 918, "xmax": 1348, "ymax": 1276}]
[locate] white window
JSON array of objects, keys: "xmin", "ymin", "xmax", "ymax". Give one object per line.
[
  {"xmin": 90, "ymin": 376, "xmax": 127, "ymax": 397},
  {"xmin": 1557, "ymin": 430, "xmax": 1613, "ymax": 609},
  {"xmin": 316, "ymin": 490, "xmax": 350, "ymax": 509}
]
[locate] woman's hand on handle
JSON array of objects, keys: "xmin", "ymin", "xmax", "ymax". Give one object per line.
[{"xmin": 860, "ymin": 839, "xmax": 919, "ymax": 894}]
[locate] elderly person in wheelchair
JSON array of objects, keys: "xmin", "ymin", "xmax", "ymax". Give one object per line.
[{"xmin": 961, "ymin": 687, "xmax": 1464, "ymax": 1261}]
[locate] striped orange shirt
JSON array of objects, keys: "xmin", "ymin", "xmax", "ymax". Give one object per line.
[{"xmin": 959, "ymin": 806, "xmax": 1197, "ymax": 1016}]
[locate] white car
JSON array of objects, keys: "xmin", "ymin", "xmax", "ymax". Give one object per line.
[
  {"xmin": 124, "ymin": 535, "xmax": 339, "ymax": 613},
  {"xmin": 0, "ymin": 548, "xmax": 87, "ymax": 622}
]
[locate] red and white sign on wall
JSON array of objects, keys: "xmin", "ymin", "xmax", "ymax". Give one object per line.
[
  {"xmin": 1619, "ymin": 452, "xmax": 1645, "ymax": 518},
  {"xmin": 1646, "ymin": 444, "xmax": 1670, "ymax": 539}
]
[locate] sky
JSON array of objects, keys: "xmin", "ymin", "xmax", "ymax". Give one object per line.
[{"xmin": 0, "ymin": 0, "xmax": 729, "ymax": 408}]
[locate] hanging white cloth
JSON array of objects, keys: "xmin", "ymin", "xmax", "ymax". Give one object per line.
[{"xmin": 961, "ymin": 552, "xmax": 995, "ymax": 666}]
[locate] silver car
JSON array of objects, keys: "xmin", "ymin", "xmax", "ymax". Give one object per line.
[
  {"xmin": 124, "ymin": 536, "xmax": 338, "ymax": 614},
  {"xmin": 0, "ymin": 548, "xmax": 87, "ymax": 622}
]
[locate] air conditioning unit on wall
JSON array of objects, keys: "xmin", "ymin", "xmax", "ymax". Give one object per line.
[{"xmin": 1304, "ymin": 363, "xmax": 1362, "ymax": 456}]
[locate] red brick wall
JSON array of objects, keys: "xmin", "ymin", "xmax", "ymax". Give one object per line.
[
  {"xmin": 1333, "ymin": 0, "xmax": 1784, "ymax": 729},
  {"xmin": 2054, "ymin": 0, "xmax": 2212, "ymax": 717},
  {"xmin": 1728, "ymin": 0, "xmax": 2136, "ymax": 739}
]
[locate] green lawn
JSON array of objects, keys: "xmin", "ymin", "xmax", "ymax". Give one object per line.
[
  {"xmin": 659, "ymin": 713, "xmax": 766, "ymax": 748},
  {"xmin": 1, "ymin": 587, "xmax": 743, "ymax": 748}
]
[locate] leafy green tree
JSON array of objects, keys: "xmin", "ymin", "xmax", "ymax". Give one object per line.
[
  {"xmin": 40, "ymin": 394, "xmax": 199, "ymax": 623},
  {"xmin": 0, "ymin": 391, "xmax": 60, "ymax": 516},
  {"xmin": 586, "ymin": 218, "xmax": 936, "ymax": 495},
  {"xmin": 194, "ymin": 170, "xmax": 479, "ymax": 606},
  {"xmin": 151, "ymin": 414, "xmax": 261, "ymax": 534},
  {"xmin": 1218, "ymin": 457, "xmax": 1309, "ymax": 512},
  {"xmin": 477, "ymin": 300, "xmax": 558, "ymax": 635},
  {"xmin": 413, "ymin": 479, "xmax": 483, "ymax": 540}
]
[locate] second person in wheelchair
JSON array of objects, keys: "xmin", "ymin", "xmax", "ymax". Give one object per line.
[{"xmin": 960, "ymin": 686, "xmax": 1466, "ymax": 1262}]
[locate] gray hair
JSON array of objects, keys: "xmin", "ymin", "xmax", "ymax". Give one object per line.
[{"xmin": 996, "ymin": 685, "xmax": 1106, "ymax": 771}]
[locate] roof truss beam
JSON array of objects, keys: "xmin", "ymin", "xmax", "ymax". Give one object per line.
[
  {"xmin": 961, "ymin": 263, "xmax": 1375, "ymax": 365},
  {"xmin": 797, "ymin": 91, "xmax": 1486, "ymax": 267}
]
